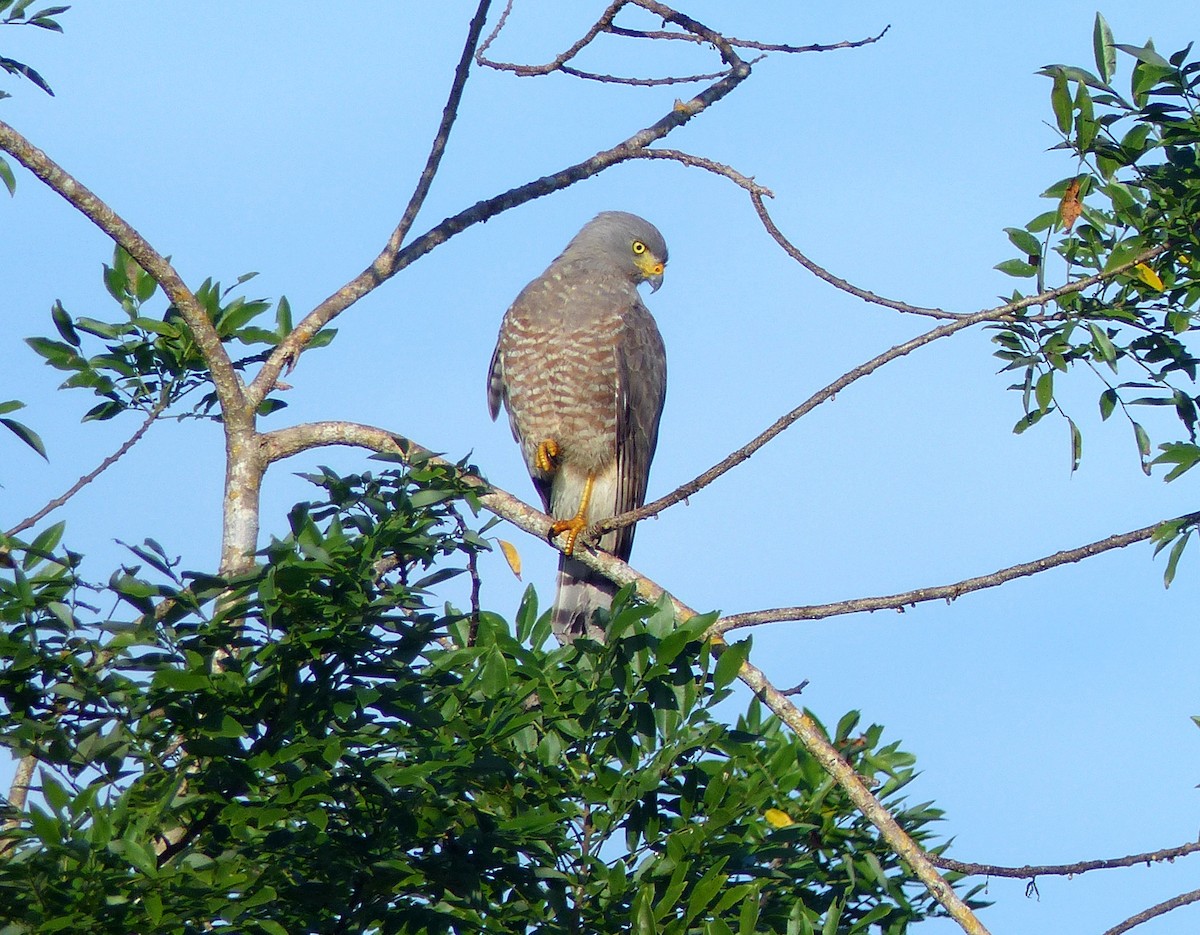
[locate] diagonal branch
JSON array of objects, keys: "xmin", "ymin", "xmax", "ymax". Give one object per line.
[
  {"xmin": 258, "ymin": 417, "xmax": 989, "ymax": 934},
  {"xmin": 1101, "ymin": 888, "xmax": 1200, "ymax": 935},
  {"xmin": 714, "ymin": 511, "xmax": 1200, "ymax": 633},
  {"xmin": 626, "ymin": 148, "xmax": 773, "ymax": 195},
  {"xmin": 595, "ymin": 241, "xmax": 1171, "ymax": 540},
  {"xmin": 248, "ymin": 0, "xmax": 751, "ymax": 407},
  {"xmin": 5, "ymin": 399, "xmax": 169, "ymax": 538},
  {"xmin": 0, "ymin": 121, "xmax": 247, "ymax": 422}
]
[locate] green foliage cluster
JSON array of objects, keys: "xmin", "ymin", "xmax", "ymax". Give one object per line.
[
  {"xmin": 0, "ymin": 463, "xmax": 961, "ymax": 934},
  {"xmin": 992, "ymin": 15, "xmax": 1200, "ymax": 581},
  {"xmin": 0, "ymin": 0, "xmax": 67, "ymax": 194},
  {"xmin": 25, "ymin": 247, "xmax": 335, "ymax": 423}
]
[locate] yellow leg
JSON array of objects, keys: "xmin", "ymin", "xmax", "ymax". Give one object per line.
[
  {"xmin": 549, "ymin": 472, "xmax": 594, "ymax": 557},
  {"xmin": 535, "ymin": 439, "xmax": 560, "ymax": 474}
]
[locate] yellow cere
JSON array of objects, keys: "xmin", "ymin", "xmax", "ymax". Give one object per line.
[{"xmin": 634, "ymin": 251, "xmax": 665, "ymax": 278}]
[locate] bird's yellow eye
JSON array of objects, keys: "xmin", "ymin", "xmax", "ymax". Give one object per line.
[{"xmin": 632, "ymin": 240, "xmax": 647, "ymax": 255}]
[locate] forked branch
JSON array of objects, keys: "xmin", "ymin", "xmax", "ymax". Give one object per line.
[{"xmin": 252, "ymin": 0, "xmax": 752, "ymax": 403}]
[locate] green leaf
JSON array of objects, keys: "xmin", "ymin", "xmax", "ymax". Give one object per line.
[
  {"xmin": 1099, "ymin": 388, "xmax": 1118, "ymax": 420},
  {"xmin": 83, "ymin": 400, "xmax": 125, "ymax": 422},
  {"xmin": 1051, "ymin": 69, "xmax": 1073, "ymax": 134},
  {"xmin": 1034, "ymin": 371, "xmax": 1054, "ymax": 412},
  {"xmin": 25, "ymin": 335, "xmax": 82, "ymax": 370},
  {"xmin": 307, "ymin": 327, "xmax": 338, "ymax": 349},
  {"xmin": 1164, "ymin": 531, "xmax": 1190, "ymax": 587},
  {"xmin": 1133, "ymin": 421, "xmax": 1152, "ymax": 474},
  {"xmin": 275, "ymin": 295, "xmax": 293, "ymax": 335},
  {"xmin": 1115, "ymin": 41, "xmax": 1171, "ymax": 69},
  {"xmin": 1004, "ymin": 227, "xmax": 1041, "ymax": 257},
  {"xmin": 1093, "ymin": 13, "xmax": 1116, "ymax": 83},
  {"xmin": 1, "ymin": 416, "xmax": 47, "ymax": 458},
  {"xmin": 1068, "ymin": 417, "xmax": 1082, "ymax": 473},
  {"xmin": 713, "ymin": 639, "xmax": 749, "ymax": 691},
  {"xmin": 0, "ymin": 154, "xmax": 15, "ymax": 195},
  {"xmin": 27, "ymin": 521, "xmax": 65, "ymax": 565},
  {"xmin": 51, "ymin": 300, "xmax": 80, "ymax": 347},
  {"xmin": 1075, "ymin": 81, "xmax": 1096, "ymax": 150},
  {"xmin": 995, "ymin": 258, "xmax": 1038, "ymax": 278}
]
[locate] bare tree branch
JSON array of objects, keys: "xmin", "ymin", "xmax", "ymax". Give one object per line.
[
  {"xmin": 0, "ymin": 120, "xmax": 247, "ymax": 423},
  {"xmin": 715, "ymin": 512, "xmax": 1200, "ymax": 632},
  {"xmin": 5, "ymin": 400, "xmax": 169, "ymax": 538},
  {"xmin": 259, "ymin": 417, "xmax": 989, "ymax": 934},
  {"xmin": 626, "ymin": 147, "xmax": 773, "ymax": 195},
  {"xmin": 477, "ymin": 0, "xmax": 626, "ymax": 76},
  {"xmin": 753, "ymin": 192, "xmax": 1166, "ymax": 322},
  {"xmin": 249, "ymin": 0, "xmax": 752, "ymax": 405},
  {"xmin": 931, "ymin": 838, "xmax": 1200, "ymax": 880},
  {"xmin": 608, "ymin": 23, "xmax": 892, "ymax": 55},
  {"xmin": 752, "ymin": 191, "xmax": 963, "ymax": 320},
  {"xmin": 1101, "ymin": 888, "xmax": 1200, "ymax": 935}
]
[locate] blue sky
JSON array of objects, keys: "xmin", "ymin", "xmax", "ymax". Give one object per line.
[{"xmin": 3, "ymin": 3, "xmax": 1200, "ymax": 932}]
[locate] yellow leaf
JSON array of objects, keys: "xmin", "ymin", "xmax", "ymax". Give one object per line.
[
  {"xmin": 498, "ymin": 539, "xmax": 522, "ymax": 580},
  {"xmin": 764, "ymin": 808, "xmax": 794, "ymax": 829},
  {"xmin": 1059, "ymin": 177, "xmax": 1082, "ymax": 231},
  {"xmin": 1134, "ymin": 262, "xmax": 1163, "ymax": 291}
]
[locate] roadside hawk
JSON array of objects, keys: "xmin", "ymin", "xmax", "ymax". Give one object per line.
[{"xmin": 487, "ymin": 211, "xmax": 668, "ymax": 642}]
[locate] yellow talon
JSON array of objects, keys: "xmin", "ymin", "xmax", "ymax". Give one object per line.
[
  {"xmin": 549, "ymin": 473, "xmax": 595, "ymax": 557},
  {"xmin": 535, "ymin": 439, "xmax": 560, "ymax": 474}
]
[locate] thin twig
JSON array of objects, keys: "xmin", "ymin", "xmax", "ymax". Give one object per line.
[
  {"xmin": 558, "ymin": 64, "xmax": 733, "ymax": 86},
  {"xmin": 626, "ymin": 148, "xmax": 773, "ymax": 196},
  {"xmin": 753, "ymin": 192, "xmax": 964, "ymax": 321},
  {"xmin": 387, "ymin": 0, "xmax": 494, "ymax": 293},
  {"xmin": 931, "ymin": 838, "xmax": 1200, "ymax": 880},
  {"xmin": 608, "ymin": 24, "xmax": 892, "ymax": 55},
  {"xmin": 1101, "ymin": 888, "xmax": 1200, "ymax": 935},
  {"xmin": 715, "ymin": 511, "xmax": 1200, "ymax": 632},
  {"xmin": 476, "ymin": 0, "xmax": 628, "ymax": 75},
  {"xmin": 5, "ymin": 401, "xmax": 168, "ymax": 538}
]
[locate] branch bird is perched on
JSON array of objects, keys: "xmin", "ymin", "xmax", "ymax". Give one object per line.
[{"xmin": 488, "ymin": 211, "xmax": 668, "ymax": 642}]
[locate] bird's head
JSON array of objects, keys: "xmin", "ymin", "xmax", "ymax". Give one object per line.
[{"xmin": 566, "ymin": 211, "xmax": 669, "ymax": 292}]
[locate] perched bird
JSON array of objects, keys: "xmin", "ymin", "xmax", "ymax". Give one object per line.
[{"xmin": 488, "ymin": 211, "xmax": 668, "ymax": 642}]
